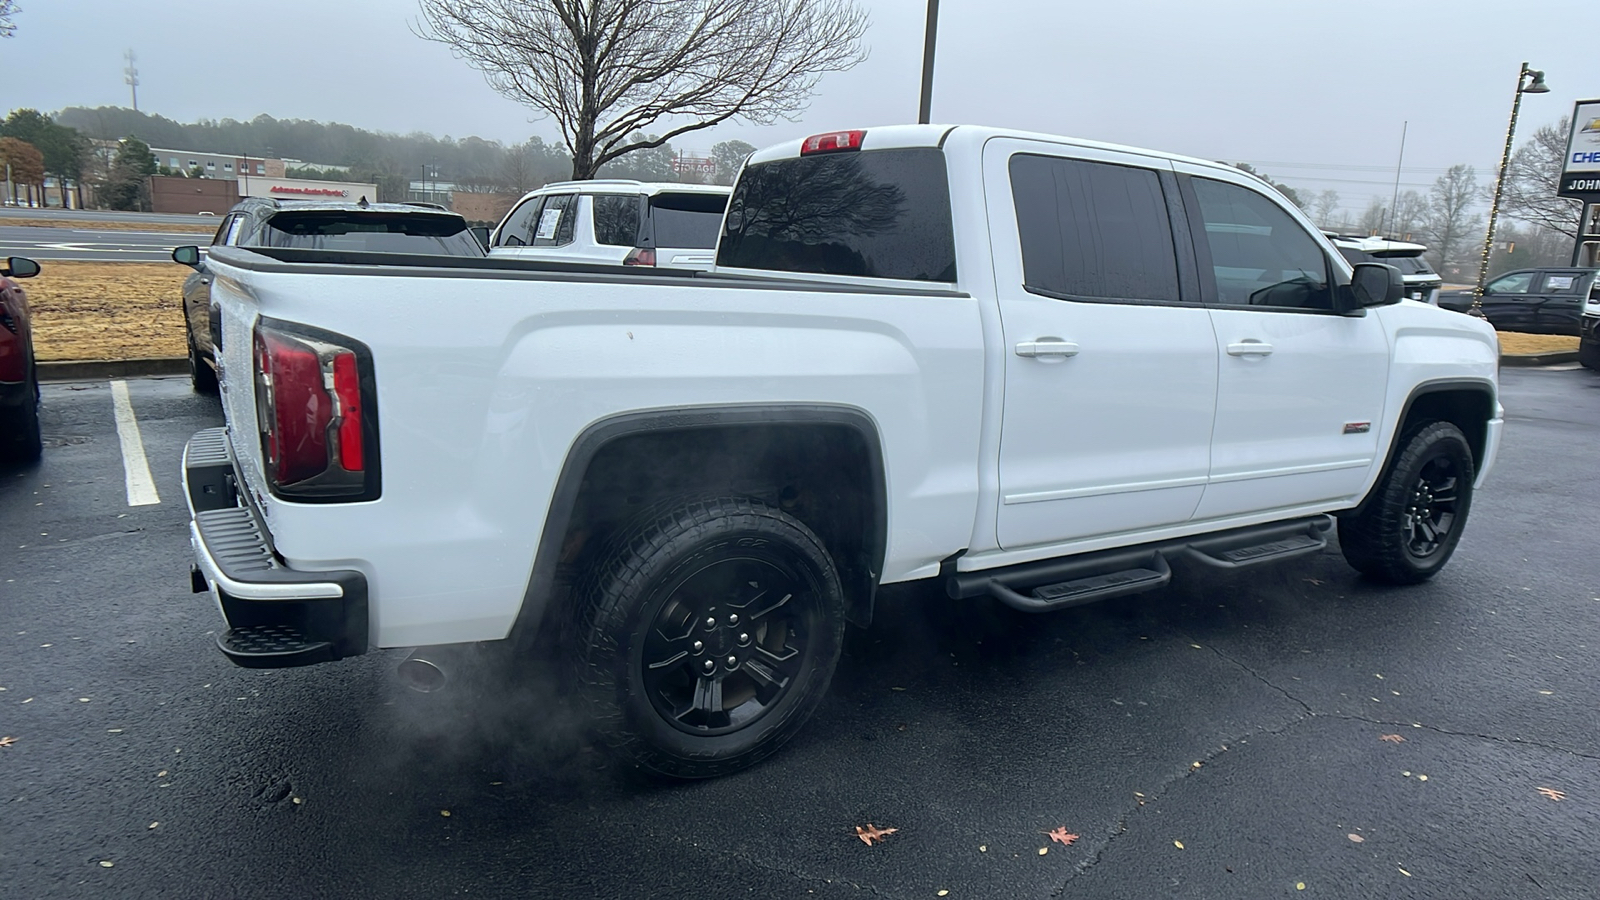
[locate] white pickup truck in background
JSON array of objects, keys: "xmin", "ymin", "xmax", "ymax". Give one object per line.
[{"xmin": 181, "ymin": 124, "xmax": 1503, "ymax": 779}]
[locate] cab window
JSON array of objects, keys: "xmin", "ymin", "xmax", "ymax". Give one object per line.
[{"xmin": 1487, "ymin": 272, "xmax": 1534, "ymax": 294}]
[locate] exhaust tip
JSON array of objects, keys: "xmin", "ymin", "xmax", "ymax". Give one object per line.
[{"xmin": 397, "ymin": 656, "xmax": 447, "ymax": 693}]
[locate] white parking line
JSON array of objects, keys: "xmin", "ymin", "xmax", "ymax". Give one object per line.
[{"xmin": 109, "ymin": 380, "xmax": 161, "ymax": 506}]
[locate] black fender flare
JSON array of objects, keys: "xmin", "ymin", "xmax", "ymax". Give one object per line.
[{"xmin": 1348, "ymin": 377, "xmax": 1496, "ymax": 517}]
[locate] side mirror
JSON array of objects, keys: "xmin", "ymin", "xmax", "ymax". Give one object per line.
[
  {"xmin": 1350, "ymin": 262, "xmax": 1404, "ymax": 308},
  {"xmin": 172, "ymin": 245, "xmax": 202, "ymax": 268},
  {"xmin": 470, "ymin": 226, "xmax": 491, "ymax": 249},
  {"xmin": 3, "ymin": 256, "xmax": 40, "ymax": 279}
]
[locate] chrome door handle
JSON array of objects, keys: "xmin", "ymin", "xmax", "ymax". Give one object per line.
[
  {"xmin": 1226, "ymin": 340, "xmax": 1274, "ymax": 357},
  {"xmin": 1015, "ymin": 338, "xmax": 1080, "ymax": 359}
]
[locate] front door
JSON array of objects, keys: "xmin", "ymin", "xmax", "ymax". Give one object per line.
[
  {"xmin": 1172, "ymin": 166, "xmax": 1390, "ymax": 520},
  {"xmin": 986, "ymin": 139, "xmax": 1218, "ymax": 551}
]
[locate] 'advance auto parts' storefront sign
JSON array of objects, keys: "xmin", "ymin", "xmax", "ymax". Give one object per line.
[{"xmin": 237, "ymin": 175, "xmax": 379, "ymax": 202}]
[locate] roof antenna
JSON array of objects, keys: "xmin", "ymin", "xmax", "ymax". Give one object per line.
[{"xmin": 358, "ymin": 196, "xmax": 369, "ymax": 208}]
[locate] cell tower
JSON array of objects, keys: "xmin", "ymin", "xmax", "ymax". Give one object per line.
[{"xmin": 124, "ymin": 49, "xmax": 140, "ymax": 112}]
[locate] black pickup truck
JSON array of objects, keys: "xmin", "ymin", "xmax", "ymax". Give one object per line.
[{"xmin": 1439, "ymin": 267, "xmax": 1598, "ymax": 336}]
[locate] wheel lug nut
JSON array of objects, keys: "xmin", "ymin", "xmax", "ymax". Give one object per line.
[
  {"xmin": 704, "ymin": 617, "xmax": 717, "ymax": 630},
  {"xmin": 703, "ymin": 659, "xmax": 715, "ymax": 673},
  {"xmin": 739, "ymin": 632, "xmax": 750, "ymax": 644},
  {"xmin": 728, "ymin": 613, "xmax": 740, "ymax": 626},
  {"xmin": 726, "ymin": 656, "xmax": 738, "ymax": 667},
  {"xmin": 692, "ymin": 640, "xmax": 704, "ymax": 653}
]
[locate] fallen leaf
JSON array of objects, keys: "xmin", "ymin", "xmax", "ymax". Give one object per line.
[
  {"xmin": 1347, "ymin": 834, "xmax": 1364, "ymax": 843},
  {"xmin": 1297, "ymin": 883, "xmax": 1306, "ymax": 891},
  {"xmin": 1417, "ymin": 775, "xmax": 1427, "ymax": 782},
  {"xmin": 1190, "ymin": 761, "xmax": 1202, "ymax": 770},
  {"xmin": 1037, "ymin": 847, "xmax": 1048, "ymax": 856},
  {"xmin": 0, "ymin": 736, "xmax": 15, "ymax": 748},
  {"xmin": 99, "ymin": 861, "xmax": 113, "ymax": 868},
  {"xmin": 1398, "ymin": 867, "xmax": 1411, "ymax": 877},
  {"xmin": 1537, "ymin": 787, "xmax": 1566, "ymax": 801},
  {"xmin": 1174, "ymin": 840, "xmax": 1185, "ymax": 850},
  {"xmin": 1045, "ymin": 827, "xmax": 1079, "ymax": 846},
  {"xmin": 855, "ymin": 824, "xmax": 897, "ymax": 846},
  {"xmin": 440, "ymin": 810, "xmax": 451, "ymax": 817},
  {"xmin": 148, "ymin": 822, "xmax": 158, "ymax": 829},
  {"xmin": 1380, "ymin": 734, "xmax": 1405, "ymax": 743}
]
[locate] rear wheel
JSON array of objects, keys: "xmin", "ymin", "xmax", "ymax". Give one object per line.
[
  {"xmin": 570, "ymin": 496, "xmax": 845, "ymax": 779},
  {"xmin": 0, "ymin": 365, "xmax": 42, "ymax": 464},
  {"xmin": 188, "ymin": 331, "xmax": 218, "ymax": 395},
  {"xmin": 1338, "ymin": 421, "xmax": 1475, "ymax": 584}
]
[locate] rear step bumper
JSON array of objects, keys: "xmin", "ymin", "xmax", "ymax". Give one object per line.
[
  {"xmin": 948, "ymin": 516, "xmax": 1333, "ymax": 612},
  {"xmin": 183, "ymin": 427, "xmax": 368, "ymax": 669}
]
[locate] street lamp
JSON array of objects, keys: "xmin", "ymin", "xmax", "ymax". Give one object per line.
[{"xmin": 1473, "ymin": 62, "xmax": 1549, "ymax": 312}]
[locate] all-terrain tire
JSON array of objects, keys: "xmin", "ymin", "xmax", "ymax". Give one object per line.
[
  {"xmin": 569, "ymin": 496, "xmax": 845, "ymax": 779},
  {"xmin": 188, "ymin": 332, "xmax": 218, "ymax": 395},
  {"xmin": 1579, "ymin": 338, "xmax": 1600, "ymax": 372},
  {"xmin": 1338, "ymin": 421, "xmax": 1475, "ymax": 584}
]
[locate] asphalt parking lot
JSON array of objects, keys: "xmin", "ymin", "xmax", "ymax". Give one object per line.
[{"xmin": 3, "ymin": 369, "xmax": 1599, "ymax": 899}]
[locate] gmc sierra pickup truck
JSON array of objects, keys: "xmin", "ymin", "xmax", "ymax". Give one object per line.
[{"xmin": 182, "ymin": 124, "xmax": 1503, "ymax": 779}]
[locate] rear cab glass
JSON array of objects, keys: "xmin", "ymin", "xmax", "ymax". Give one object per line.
[
  {"xmin": 263, "ymin": 211, "xmax": 483, "ymax": 256},
  {"xmin": 717, "ymin": 147, "xmax": 957, "ymax": 282},
  {"xmin": 647, "ymin": 192, "xmax": 727, "ymax": 250}
]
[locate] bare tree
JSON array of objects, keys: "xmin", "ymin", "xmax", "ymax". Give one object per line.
[
  {"xmin": 1423, "ymin": 164, "xmax": 1482, "ymax": 268},
  {"xmin": 417, "ymin": 0, "xmax": 869, "ymax": 180},
  {"xmin": 1501, "ymin": 117, "xmax": 1583, "ymax": 239},
  {"xmin": 1391, "ymin": 190, "xmax": 1427, "ymax": 241},
  {"xmin": 1356, "ymin": 198, "xmax": 1385, "ymax": 235},
  {"xmin": 1312, "ymin": 189, "xmax": 1340, "ymax": 228},
  {"xmin": 0, "ymin": 1, "xmax": 20, "ymax": 38}
]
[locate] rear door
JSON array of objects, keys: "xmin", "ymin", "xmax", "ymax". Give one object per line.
[
  {"xmin": 985, "ymin": 139, "xmax": 1218, "ymax": 550},
  {"xmin": 1172, "ymin": 165, "xmax": 1390, "ymax": 519},
  {"xmin": 1534, "ymin": 270, "xmax": 1586, "ymax": 334}
]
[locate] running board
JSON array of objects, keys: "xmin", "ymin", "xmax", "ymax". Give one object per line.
[{"xmin": 947, "ymin": 516, "xmax": 1333, "ymax": 613}]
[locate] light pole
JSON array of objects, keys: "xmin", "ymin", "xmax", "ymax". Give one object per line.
[
  {"xmin": 917, "ymin": 0, "xmax": 939, "ymax": 124},
  {"xmin": 1473, "ymin": 62, "xmax": 1549, "ymax": 312}
]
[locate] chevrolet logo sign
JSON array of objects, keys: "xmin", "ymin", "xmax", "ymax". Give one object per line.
[{"xmin": 1584, "ymin": 118, "xmax": 1600, "ymax": 134}]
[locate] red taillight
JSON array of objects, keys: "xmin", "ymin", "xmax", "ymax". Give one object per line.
[
  {"xmin": 623, "ymin": 247, "xmax": 656, "ymax": 266},
  {"xmin": 800, "ymin": 130, "xmax": 865, "ymax": 155},
  {"xmin": 253, "ymin": 320, "xmax": 377, "ymax": 501}
]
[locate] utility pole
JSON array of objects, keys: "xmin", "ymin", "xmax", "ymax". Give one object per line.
[
  {"xmin": 124, "ymin": 49, "xmax": 140, "ymax": 112},
  {"xmin": 917, "ymin": 0, "xmax": 940, "ymax": 124}
]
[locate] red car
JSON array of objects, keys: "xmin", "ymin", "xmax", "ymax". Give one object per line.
[{"xmin": 1, "ymin": 256, "xmax": 42, "ymax": 463}]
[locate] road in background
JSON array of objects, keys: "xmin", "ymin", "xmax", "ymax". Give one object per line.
[
  {"xmin": 1, "ymin": 370, "xmax": 1597, "ymax": 899},
  {"xmin": 0, "ymin": 207, "xmax": 218, "ymax": 227},
  {"xmin": 0, "ymin": 224, "xmax": 200, "ymax": 262}
]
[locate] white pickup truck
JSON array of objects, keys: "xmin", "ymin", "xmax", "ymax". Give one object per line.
[{"xmin": 182, "ymin": 124, "xmax": 1503, "ymax": 778}]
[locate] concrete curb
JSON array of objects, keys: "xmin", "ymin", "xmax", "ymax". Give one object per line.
[
  {"xmin": 1499, "ymin": 351, "xmax": 1580, "ymax": 367},
  {"xmin": 38, "ymin": 357, "xmax": 188, "ymax": 382}
]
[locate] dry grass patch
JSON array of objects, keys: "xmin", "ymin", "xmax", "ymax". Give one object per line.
[
  {"xmin": 5, "ymin": 217, "xmax": 217, "ymax": 234},
  {"xmin": 26, "ymin": 261, "xmax": 189, "ymax": 361},
  {"xmin": 1497, "ymin": 332, "xmax": 1578, "ymax": 355}
]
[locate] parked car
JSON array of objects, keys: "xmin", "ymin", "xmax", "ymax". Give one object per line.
[
  {"xmin": 182, "ymin": 124, "xmax": 1501, "ymax": 779},
  {"xmin": 1325, "ymin": 234, "xmax": 1443, "ymax": 304},
  {"xmin": 171, "ymin": 199, "xmax": 485, "ymax": 394},
  {"xmin": 1438, "ymin": 267, "xmax": 1599, "ymax": 335},
  {"xmin": 488, "ymin": 181, "xmax": 730, "ymax": 270},
  {"xmin": 0, "ymin": 256, "xmax": 42, "ymax": 463}
]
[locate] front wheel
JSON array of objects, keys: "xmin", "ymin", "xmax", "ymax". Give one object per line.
[
  {"xmin": 1338, "ymin": 421, "xmax": 1475, "ymax": 584},
  {"xmin": 1580, "ymin": 338, "xmax": 1600, "ymax": 372},
  {"xmin": 0, "ymin": 366, "xmax": 42, "ymax": 464},
  {"xmin": 188, "ymin": 332, "xmax": 218, "ymax": 395},
  {"xmin": 570, "ymin": 497, "xmax": 845, "ymax": 779}
]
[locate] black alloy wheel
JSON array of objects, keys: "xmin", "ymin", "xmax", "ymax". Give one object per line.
[
  {"xmin": 0, "ymin": 364, "xmax": 43, "ymax": 464},
  {"xmin": 1339, "ymin": 420, "xmax": 1475, "ymax": 584},
  {"xmin": 570, "ymin": 496, "xmax": 845, "ymax": 779}
]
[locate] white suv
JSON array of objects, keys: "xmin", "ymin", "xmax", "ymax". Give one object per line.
[
  {"xmin": 1327, "ymin": 234, "xmax": 1444, "ymax": 305},
  {"xmin": 488, "ymin": 181, "xmax": 730, "ymax": 270}
]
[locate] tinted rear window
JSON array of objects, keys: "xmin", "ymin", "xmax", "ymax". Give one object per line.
[
  {"xmin": 647, "ymin": 193, "xmax": 726, "ymax": 249},
  {"xmin": 717, "ymin": 148, "xmax": 957, "ymax": 282},
  {"xmin": 262, "ymin": 212, "xmax": 483, "ymax": 256},
  {"xmin": 1373, "ymin": 253, "xmax": 1435, "ymax": 276},
  {"xmin": 1010, "ymin": 154, "xmax": 1179, "ymax": 302},
  {"xmin": 594, "ymin": 195, "xmax": 643, "ymax": 246}
]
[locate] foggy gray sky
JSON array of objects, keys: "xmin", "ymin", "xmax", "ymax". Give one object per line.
[{"xmin": 1, "ymin": 0, "xmax": 1592, "ymax": 208}]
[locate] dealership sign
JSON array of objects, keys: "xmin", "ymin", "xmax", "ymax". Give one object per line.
[
  {"xmin": 270, "ymin": 185, "xmax": 350, "ymax": 197},
  {"xmin": 1559, "ymin": 100, "xmax": 1600, "ymax": 198}
]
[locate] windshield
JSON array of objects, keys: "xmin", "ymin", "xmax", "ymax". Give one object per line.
[
  {"xmin": 717, "ymin": 147, "xmax": 957, "ymax": 282},
  {"xmin": 261, "ymin": 212, "xmax": 484, "ymax": 256},
  {"xmin": 646, "ymin": 193, "xmax": 726, "ymax": 249}
]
